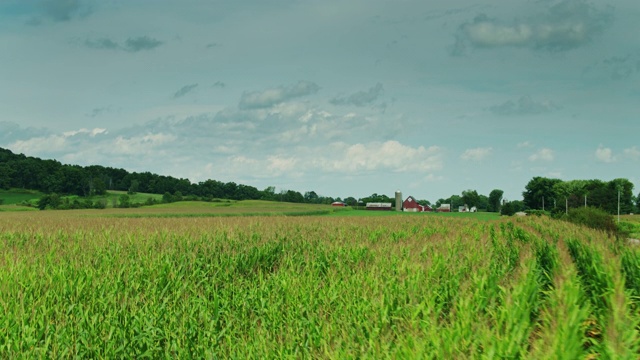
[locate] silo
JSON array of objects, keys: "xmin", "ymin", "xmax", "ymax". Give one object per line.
[{"xmin": 395, "ymin": 190, "xmax": 402, "ymax": 211}]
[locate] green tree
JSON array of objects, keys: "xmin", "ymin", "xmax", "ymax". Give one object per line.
[
  {"xmin": 488, "ymin": 189, "xmax": 504, "ymax": 212},
  {"xmin": 523, "ymin": 177, "xmax": 562, "ymax": 210},
  {"xmin": 262, "ymin": 186, "xmax": 276, "ymax": 201},
  {"xmin": 461, "ymin": 189, "xmax": 480, "ymax": 208},
  {"xmin": 128, "ymin": 179, "xmax": 139, "ymax": 195},
  {"xmin": 37, "ymin": 193, "xmax": 62, "ymax": 210},
  {"xmin": 118, "ymin": 194, "xmax": 131, "ymax": 208},
  {"xmin": 92, "ymin": 178, "xmax": 107, "ymax": 196},
  {"xmin": 304, "ymin": 191, "xmax": 319, "ymax": 203},
  {"xmin": 344, "ymin": 197, "xmax": 357, "ymax": 206}
]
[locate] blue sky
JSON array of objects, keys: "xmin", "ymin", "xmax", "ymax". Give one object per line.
[{"xmin": 1, "ymin": 0, "xmax": 638, "ymax": 202}]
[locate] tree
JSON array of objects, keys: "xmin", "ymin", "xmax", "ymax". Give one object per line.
[
  {"xmin": 447, "ymin": 195, "xmax": 464, "ymax": 210},
  {"xmin": 304, "ymin": 191, "xmax": 319, "ymax": 203},
  {"xmin": 128, "ymin": 179, "xmax": 140, "ymax": 195},
  {"xmin": 37, "ymin": 193, "xmax": 62, "ymax": 210},
  {"xmin": 461, "ymin": 190, "xmax": 480, "ymax": 208},
  {"xmin": 92, "ymin": 178, "xmax": 107, "ymax": 196},
  {"xmin": 262, "ymin": 186, "xmax": 276, "ymax": 201},
  {"xmin": 118, "ymin": 194, "xmax": 131, "ymax": 208},
  {"xmin": 488, "ymin": 189, "xmax": 504, "ymax": 212},
  {"xmin": 501, "ymin": 200, "xmax": 524, "ymax": 216},
  {"xmin": 523, "ymin": 177, "xmax": 562, "ymax": 210},
  {"xmin": 344, "ymin": 197, "xmax": 357, "ymax": 206}
]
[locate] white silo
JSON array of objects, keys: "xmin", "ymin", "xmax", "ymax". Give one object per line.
[{"xmin": 395, "ymin": 190, "xmax": 402, "ymax": 211}]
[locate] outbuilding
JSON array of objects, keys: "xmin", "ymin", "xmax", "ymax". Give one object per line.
[
  {"xmin": 331, "ymin": 201, "xmax": 346, "ymax": 207},
  {"xmin": 366, "ymin": 202, "xmax": 392, "ymax": 211}
]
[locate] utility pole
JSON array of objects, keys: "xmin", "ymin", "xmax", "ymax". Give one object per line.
[
  {"xmin": 565, "ymin": 197, "xmax": 568, "ymax": 215},
  {"xmin": 618, "ymin": 188, "xmax": 620, "ymax": 224},
  {"xmin": 542, "ymin": 196, "xmax": 544, "ymax": 211}
]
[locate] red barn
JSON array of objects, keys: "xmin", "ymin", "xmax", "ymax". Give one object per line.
[
  {"xmin": 403, "ymin": 196, "xmax": 432, "ymax": 212},
  {"xmin": 331, "ymin": 202, "xmax": 345, "ymax": 207}
]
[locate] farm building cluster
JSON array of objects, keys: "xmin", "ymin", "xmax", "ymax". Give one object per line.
[{"xmin": 360, "ymin": 191, "xmax": 470, "ymax": 213}]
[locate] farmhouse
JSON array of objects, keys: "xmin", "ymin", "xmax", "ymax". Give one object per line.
[
  {"xmin": 459, "ymin": 204, "xmax": 478, "ymax": 213},
  {"xmin": 366, "ymin": 202, "xmax": 392, "ymax": 211},
  {"xmin": 402, "ymin": 196, "xmax": 432, "ymax": 212}
]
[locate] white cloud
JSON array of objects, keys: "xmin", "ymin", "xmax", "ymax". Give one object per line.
[
  {"xmin": 62, "ymin": 128, "xmax": 107, "ymax": 137},
  {"xmin": 595, "ymin": 145, "xmax": 616, "ymax": 163},
  {"xmin": 8, "ymin": 135, "xmax": 68, "ymax": 155},
  {"xmin": 460, "ymin": 147, "xmax": 492, "ymax": 161},
  {"xmin": 517, "ymin": 141, "xmax": 532, "ymax": 148},
  {"xmin": 453, "ymin": 1, "xmax": 613, "ymax": 54},
  {"xmin": 238, "ymin": 81, "xmax": 320, "ymax": 109},
  {"xmin": 317, "ymin": 141, "xmax": 443, "ymax": 173},
  {"xmin": 624, "ymin": 146, "xmax": 640, "ymax": 161},
  {"xmin": 529, "ymin": 148, "xmax": 554, "ymax": 162},
  {"xmin": 112, "ymin": 133, "xmax": 176, "ymax": 155},
  {"xmin": 267, "ymin": 156, "xmax": 298, "ymax": 174}
]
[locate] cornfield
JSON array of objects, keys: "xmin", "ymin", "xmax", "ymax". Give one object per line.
[{"xmin": 1, "ymin": 211, "xmax": 639, "ymax": 358}]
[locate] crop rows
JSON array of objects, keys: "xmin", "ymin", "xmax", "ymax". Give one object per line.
[{"xmin": 0, "ymin": 212, "xmax": 639, "ymax": 358}]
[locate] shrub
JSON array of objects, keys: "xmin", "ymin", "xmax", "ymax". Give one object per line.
[
  {"xmin": 525, "ymin": 210, "xmax": 550, "ymax": 217},
  {"xmin": 565, "ymin": 207, "xmax": 617, "ymax": 233}
]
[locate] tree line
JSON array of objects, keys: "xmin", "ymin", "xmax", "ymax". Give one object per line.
[
  {"xmin": 522, "ymin": 176, "xmax": 637, "ymax": 215},
  {"xmin": 0, "ymin": 147, "xmax": 337, "ymax": 205}
]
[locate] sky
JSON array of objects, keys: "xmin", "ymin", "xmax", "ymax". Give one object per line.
[{"xmin": 1, "ymin": 0, "xmax": 639, "ymax": 202}]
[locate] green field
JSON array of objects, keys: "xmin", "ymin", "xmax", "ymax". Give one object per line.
[
  {"xmin": 1, "ymin": 206, "xmax": 639, "ymax": 358},
  {"xmin": 0, "ymin": 188, "xmax": 44, "ymax": 205}
]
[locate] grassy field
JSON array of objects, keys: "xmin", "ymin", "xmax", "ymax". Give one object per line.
[
  {"xmin": 1, "ymin": 207, "xmax": 639, "ymax": 358},
  {"xmin": 0, "ymin": 188, "xmax": 43, "ymax": 205}
]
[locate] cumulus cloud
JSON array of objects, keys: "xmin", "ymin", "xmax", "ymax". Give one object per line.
[
  {"xmin": 460, "ymin": 147, "xmax": 492, "ymax": 161},
  {"xmin": 173, "ymin": 84, "xmax": 198, "ymax": 99},
  {"xmin": 267, "ymin": 156, "xmax": 298, "ymax": 175},
  {"xmin": 316, "ymin": 141, "xmax": 443, "ymax": 173},
  {"xmin": 239, "ymin": 82, "xmax": 320, "ymax": 109},
  {"xmin": 595, "ymin": 145, "xmax": 616, "ymax": 163},
  {"xmin": 490, "ymin": 95, "xmax": 560, "ymax": 116},
  {"xmin": 330, "ymin": 83, "xmax": 384, "ymax": 107},
  {"xmin": 8, "ymin": 135, "xmax": 68, "ymax": 155},
  {"xmin": 624, "ymin": 146, "xmax": 640, "ymax": 161},
  {"xmin": 5, "ymin": 127, "xmax": 110, "ymax": 158},
  {"xmin": 453, "ymin": 0, "xmax": 613, "ymax": 55},
  {"xmin": 529, "ymin": 148, "xmax": 554, "ymax": 162},
  {"xmin": 83, "ymin": 36, "xmax": 164, "ymax": 52},
  {"xmin": 238, "ymin": 81, "xmax": 320, "ymax": 110}
]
